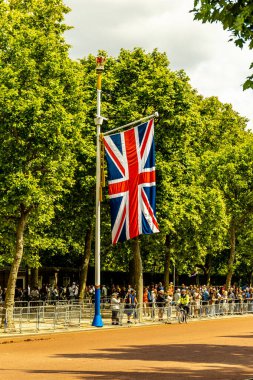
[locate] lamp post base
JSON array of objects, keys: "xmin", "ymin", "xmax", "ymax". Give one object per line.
[
  {"xmin": 92, "ymin": 314, "xmax": 103, "ymax": 327},
  {"xmin": 92, "ymin": 287, "xmax": 103, "ymax": 327}
]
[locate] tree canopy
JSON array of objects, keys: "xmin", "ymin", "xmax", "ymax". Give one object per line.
[
  {"xmin": 192, "ymin": 0, "xmax": 253, "ymax": 89},
  {"xmin": 75, "ymin": 48, "xmax": 251, "ymax": 287},
  {"xmin": 0, "ymin": 0, "xmax": 85, "ymax": 327},
  {"xmin": 0, "ymin": 1, "xmax": 252, "ymax": 300}
]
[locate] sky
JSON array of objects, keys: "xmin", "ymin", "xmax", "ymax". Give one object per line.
[{"xmin": 64, "ymin": 0, "xmax": 253, "ymax": 130}]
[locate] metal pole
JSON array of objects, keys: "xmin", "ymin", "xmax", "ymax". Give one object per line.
[
  {"xmin": 92, "ymin": 56, "xmax": 105, "ymax": 327},
  {"xmin": 103, "ymin": 112, "xmax": 159, "ymax": 136}
]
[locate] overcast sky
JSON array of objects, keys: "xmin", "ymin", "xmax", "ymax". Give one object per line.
[{"xmin": 65, "ymin": 0, "xmax": 253, "ymax": 130}]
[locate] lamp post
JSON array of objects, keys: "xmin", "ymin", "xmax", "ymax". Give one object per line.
[{"xmin": 92, "ymin": 56, "xmax": 106, "ymax": 327}]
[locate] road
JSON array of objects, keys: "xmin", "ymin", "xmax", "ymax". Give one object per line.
[{"xmin": 0, "ymin": 316, "xmax": 252, "ymax": 380}]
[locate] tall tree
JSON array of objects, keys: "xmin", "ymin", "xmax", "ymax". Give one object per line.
[
  {"xmin": 0, "ymin": 0, "xmax": 84, "ymax": 329},
  {"xmin": 201, "ymin": 134, "xmax": 253, "ymax": 288},
  {"xmin": 80, "ymin": 48, "xmax": 248, "ymax": 289},
  {"xmin": 236, "ymin": 215, "xmax": 253, "ymax": 286}
]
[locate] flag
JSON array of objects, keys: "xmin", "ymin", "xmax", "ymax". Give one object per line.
[{"xmin": 103, "ymin": 119, "xmax": 159, "ymax": 244}]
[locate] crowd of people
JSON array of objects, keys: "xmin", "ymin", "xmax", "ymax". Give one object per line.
[
  {"xmin": 1, "ymin": 281, "xmax": 252, "ymax": 328},
  {"xmin": 108, "ymin": 282, "xmax": 253, "ymax": 324},
  {"xmin": 1, "ymin": 281, "xmax": 252, "ymax": 313},
  {"xmin": 0, "ymin": 282, "xmax": 80, "ymax": 304}
]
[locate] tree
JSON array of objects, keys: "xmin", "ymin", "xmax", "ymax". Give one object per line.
[
  {"xmin": 78, "ymin": 48, "xmax": 249, "ymax": 293},
  {"xmin": 0, "ymin": 0, "xmax": 84, "ymax": 329},
  {"xmin": 201, "ymin": 134, "xmax": 253, "ymax": 288},
  {"xmin": 7, "ymin": 45, "xmax": 248, "ymax": 299},
  {"xmin": 155, "ymin": 90, "xmax": 246, "ymax": 287},
  {"xmin": 192, "ymin": 0, "xmax": 253, "ymax": 89},
  {"xmin": 236, "ymin": 215, "xmax": 253, "ymax": 286}
]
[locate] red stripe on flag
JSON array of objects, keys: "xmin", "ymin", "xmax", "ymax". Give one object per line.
[
  {"xmin": 124, "ymin": 128, "xmax": 139, "ymax": 239},
  {"xmin": 108, "ymin": 180, "xmax": 128, "ymax": 196},
  {"xmin": 139, "ymin": 171, "xmax": 156, "ymax": 185}
]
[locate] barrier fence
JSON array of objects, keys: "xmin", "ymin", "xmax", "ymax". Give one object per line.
[{"xmin": 0, "ymin": 298, "xmax": 252, "ymax": 334}]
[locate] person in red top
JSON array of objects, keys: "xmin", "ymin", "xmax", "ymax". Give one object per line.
[{"xmin": 143, "ymin": 287, "xmax": 150, "ymax": 316}]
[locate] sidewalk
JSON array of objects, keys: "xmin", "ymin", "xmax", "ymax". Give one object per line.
[{"xmin": 1, "ymin": 312, "xmax": 252, "ymax": 339}]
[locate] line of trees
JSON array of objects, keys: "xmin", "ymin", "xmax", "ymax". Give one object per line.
[{"xmin": 0, "ymin": 0, "xmax": 253, "ymax": 329}]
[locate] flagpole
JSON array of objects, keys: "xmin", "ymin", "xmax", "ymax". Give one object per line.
[
  {"xmin": 103, "ymin": 112, "xmax": 159, "ymax": 136},
  {"xmin": 92, "ymin": 56, "xmax": 105, "ymax": 327}
]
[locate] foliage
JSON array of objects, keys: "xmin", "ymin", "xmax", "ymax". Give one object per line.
[
  {"xmin": 200, "ymin": 133, "xmax": 253, "ymax": 284},
  {"xmin": 192, "ymin": 0, "xmax": 253, "ymax": 89},
  {"xmin": 78, "ymin": 48, "xmax": 249, "ymax": 283},
  {"xmin": 0, "ymin": 21, "xmax": 252, "ymax": 288},
  {"xmin": 0, "ymin": 0, "xmax": 84, "ymax": 285}
]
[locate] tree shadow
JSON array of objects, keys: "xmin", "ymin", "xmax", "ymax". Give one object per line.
[
  {"xmin": 21, "ymin": 343, "xmax": 253, "ymax": 379},
  {"xmin": 24, "ymin": 367, "xmax": 253, "ymax": 380},
  {"xmin": 52, "ymin": 343, "xmax": 253, "ymax": 366},
  {"xmin": 220, "ymin": 334, "xmax": 253, "ymax": 339}
]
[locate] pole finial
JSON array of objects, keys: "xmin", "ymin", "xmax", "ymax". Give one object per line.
[{"xmin": 96, "ymin": 56, "xmax": 106, "ymax": 74}]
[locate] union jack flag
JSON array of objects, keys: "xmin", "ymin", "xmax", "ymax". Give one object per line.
[{"xmin": 103, "ymin": 119, "xmax": 159, "ymax": 244}]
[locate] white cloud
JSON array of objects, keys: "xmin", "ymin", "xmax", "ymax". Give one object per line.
[{"xmin": 64, "ymin": 0, "xmax": 253, "ymax": 129}]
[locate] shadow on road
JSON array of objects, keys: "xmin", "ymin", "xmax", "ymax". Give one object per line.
[{"xmin": 23, "ymin": 342, "xmax": 253, "ymax": 380}]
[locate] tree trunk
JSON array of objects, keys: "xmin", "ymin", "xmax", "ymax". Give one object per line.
[
  {"xmin": 226, "ymin": 223, "xmax": 236, "ymax": 289},
  {"xmin": 206, "ymin": 254, "xmax": 212, "ymax": 286},
  {"xmin": 132, "ymin": 237, "xmax": 143, "ymax": 320},
  {"xmin": 250, "ymin": 271, "xmax": 253, "ymax": 288},
  {"xmin": 128, "ymin": 258, "xmax": 135, "ymax": 287},
  {"xmin": 31, "ymin": 267, "xmax": 39, "ymax": 289},
  {"xmin": 164, "ymin": 234, "xmax": 171, "ymax": 290},
  {"xmin": 79, "ymin": 225, "xmax": 93, "ymax": 301},
  {"xmin": 2, "ymin": 207, "xmax": 29, "ymax": 330},
  {"xmin": 206, "ymin": 271, "xmax": 211, "ymax": 287}
]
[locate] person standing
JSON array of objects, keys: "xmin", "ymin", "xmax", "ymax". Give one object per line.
[
  {"xmin": 111, "ymin": 292, "xmax": 121, "ymax": 325},
  {"xmin": 101, "ymin": 285, "xmax": 108, "ymax": 303},
  {"xmin": 201, "ymin": 286, "xmax": 210, "ymax": 316},
  {"xmin": 143, "ymin": 287, "xmax": 150, "ymax": 317},
  {"xmin": 124, "ymin": 289, "xmax": 137, "ymax": 323},
  {"xmin": 156, "ymin": 290, "xmax": 166, "ymax": 321},
  {"xmin": 193, "ymin": 288, "xmax": 201, "ymax": 317}
]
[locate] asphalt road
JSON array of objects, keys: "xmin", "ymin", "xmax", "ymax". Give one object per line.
[{"xmin": 0, "ymin": 316, "xmax": 252, "ymax": 380}]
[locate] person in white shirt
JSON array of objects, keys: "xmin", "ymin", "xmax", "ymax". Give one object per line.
[{"xmin": 111, "ymin": 292, "xmax": 121, "ymax": 325}]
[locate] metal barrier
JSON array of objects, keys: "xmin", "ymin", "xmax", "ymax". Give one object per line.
[
  {"xmin": 0, "ymin": 298, "xmax": 252, "ymax": 334},
  {"xmin": 0, "ymin": 303, "xmax": 93, "ymax": 333}
]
